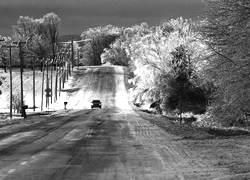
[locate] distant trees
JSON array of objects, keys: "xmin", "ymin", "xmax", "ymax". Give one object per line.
[
  {"xmin": 0, "ymin": 37, "xmax": 12, "ymax": 96},
  {"xmin": 80, "ymin": 25, "xmax": 121, "ymax": 65},
  {"xmin": 202, "ymin": 0, "xmax": 250, "ymax": 125},
  {"xmin": 0, "ymin": 37, "xmax": 11, "ymax": 72},
  {"xmin": 100, "ymin": 19, "xmax": 209, "ymax": 114},
  {"xmin": 7, "ymin": 13, "xmax": 214, "ymax": 119},
  {"xmin": 12, "ymin": 12, "xmax": 61, "ymax": 60},
  {"xmin": 42, "ymin": 13, "xmax": 60, "ymax": 60},
  {"xmin": 101, "ymin": 39, "xmax": 130, "ymax": 66},
  {"xmin": 11, "ymin": 13, "xmax": 61, "ymax": 111},
  {"xmin": 3, "ymin": 3, "xmax": 249, "ymax": 126},
  {"xmin": 80, "ymin": 19, "xmax": 210, "ymax": 115}
]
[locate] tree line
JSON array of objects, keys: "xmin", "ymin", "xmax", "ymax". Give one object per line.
[
  {"xmin": 77, "ymin": 0, "xmax": 250, "ymax": 126},
  {"xmin": 0, "ymin": 0, "xmax": 249, "ymax": 126},
  {"xmin": 0, "ymin": 12, "xmax": 74, "ymax": 117}
]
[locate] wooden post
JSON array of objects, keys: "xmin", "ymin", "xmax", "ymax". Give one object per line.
[
  {"xmin": 33, "ymin": 57, "xmax": 36, "ymax": 111},
  {"xmin": 70, "ymin": 38, "xmax": 74, "ymax": 70},
  {"xmin": 50, "ymin": 59, "xmax": 53, "ymax": 104},
  {"xmin": 59, "ymin": 60, "xmax": 61, "ymax": 97},
  {"xmin": 62, "ymin": 59, "xmax": 65, "ymax": 89},
  {"xmin": 41, "ymin": 60, "xmax": 45, "ymax": 111},
  {"xmin": 9, "ymin": 46, "xmax": 12, "ymax": 119},
  {"xmin": 68, "ymin": 53, "xmax": 71, "ymax": 76},
  {"xmin": 66, "ymin": 54, "xmax": 70, "ymax": 79},
  {"xmin": 19, "ymin": 43, "xmax": 24, "ymax": 117},
  {"xmin": 46, "ymin": 60, "xmax": 49, "ymax": 108},
  {"xmin": 54, "ymin": 59, "xmax": 58, "ymax": 102}
]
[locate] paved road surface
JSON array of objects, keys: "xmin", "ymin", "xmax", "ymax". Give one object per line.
[{"xmin": 0, "ymin": 66, "xmax": 242, "ymax": 179}]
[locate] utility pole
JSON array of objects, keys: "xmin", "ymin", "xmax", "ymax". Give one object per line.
[
  {"xmin": 20, "ymin": 43, "xmax": 24, "ymax": 116},
  {"xmin": 46, "ymin": 59, "xmax": 49, "ymax": 108},
  {"xmin": 66, "ymin": 52, "xmax": 69, "ymax": 80},
  {"xmin": 13, "ymin": 41, "xmax": 27, "ymax": 117},
  {"xmin": 77, "ymin": 50, "xmax": 80, "ymax": 68},
  {"xmin": 69, "ymin": 37, "xmax": 74, "ymax": 70},
  {"xmin": 5, "ymin": 45, "xmax": 14, "ymax": 119},
  {"xmin": 50, "ymin": 58, "xmax": 53, "ymax": 104},
  {"xmin": 2, "ymin": 43, "xmax": 18, "ymax": 119},
  {"xmin": 33, "ymin": 57, "xmax": 36, "ymax": 111},
  {"xmin": 41, "ymin": 59, "xmax": 45, "ymax": 111},
  {"xmin": 54, "ymin": 53, "xmax": 58, "ymax": 102},
  {"xmin": 9, "ymin": 46, "xmax": 13, "ymax": 119},
  {"xmin": 62, "ymin": 53, "xmax": 65, "ymax": 89},
  {"xmin": 59, "ymin": 53, "xmax": 62, "ymax": 97}
]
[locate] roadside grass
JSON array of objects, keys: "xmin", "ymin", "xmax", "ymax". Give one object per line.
[
  {"xmin": 0, "ymin": 111, "xmax": 54, "ymax": 128},
  {"xmin": 135, "ymin": 107, "xmax": 250, "ymax": 140},
  {"xmin": 0, "ymin": 113, "xmax": 21, "ymax": 127},
  {"xmin": 201, "ymin": 126, "xmax": 250, "ymax": 137}
]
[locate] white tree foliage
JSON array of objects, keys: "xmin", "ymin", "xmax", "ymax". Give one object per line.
[
  {"xmin": 12, "ymin": 13, "xmax": 61, "ymax": 59},
  {"xmin": 116, "ymin": 19, "xmax": 207, "ymax": 107}
]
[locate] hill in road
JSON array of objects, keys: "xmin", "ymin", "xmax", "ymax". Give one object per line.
[{"xmin": 0, "ymin": 65, "xmax": 130, "ymax": 114}]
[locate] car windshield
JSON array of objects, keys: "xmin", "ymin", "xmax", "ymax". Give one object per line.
[{"xmin": 92, "ymin": 100, "xmax": 101, "ymax": 103}]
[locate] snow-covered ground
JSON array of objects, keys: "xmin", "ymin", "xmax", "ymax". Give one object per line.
[{"xmin": 1, "ymin": 66, "xmax": 131, "ymax": 116}]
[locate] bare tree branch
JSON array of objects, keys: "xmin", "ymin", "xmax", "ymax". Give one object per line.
[{"xmin": 209, "ymin": 45, "xmax": 237, "ymax": 66}]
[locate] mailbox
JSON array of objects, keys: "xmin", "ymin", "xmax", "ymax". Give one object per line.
[
  {"xmin": 22, "ymin": 105, "xmax": 28, "ymax": 118},
  {"xmin": 64, "ymin": 102, "xmax": 68, "ymax": 109}
]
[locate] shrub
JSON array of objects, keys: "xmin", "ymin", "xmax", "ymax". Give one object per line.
[{"xmin": 12, "ymin": 94, "xmax": 22, "ymax": 113}]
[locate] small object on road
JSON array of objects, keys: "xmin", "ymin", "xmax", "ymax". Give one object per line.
[
  {"xmin": 64, "ymin": 102, "xmax": 68, "ymax": 110},
  {"xmin": 91, "ymin": 100, "xmax": 102, "ymax": 109}
]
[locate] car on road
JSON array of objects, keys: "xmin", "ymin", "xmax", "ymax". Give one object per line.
[{"xmin": 91, "ymin": 100, "xmax": 102, "ymax": 109}]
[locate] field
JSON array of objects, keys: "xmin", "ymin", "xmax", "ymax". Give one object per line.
[{"xmin": 0, "ymin": 67, "xmax": 70, "ymax": 115}]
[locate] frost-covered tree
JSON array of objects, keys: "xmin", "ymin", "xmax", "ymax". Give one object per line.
[
  {"xmin": 0, "ymin": 36, "xmax": 12, "ymax": 72},
  {"xmin": 202, "ymin": 0, "xmax": 250, "ymax": 125},
  {"xmin": 101, "ymin": 39, "xmax": 129, "ymax": 66},
  {"xmin": 12, "ymin": 13, "xmax": 60, "ymax": 59},
  {"xmin": 42, "ymin": 13, "xmax": 60, "ymax": 60},
  {"xmin": 80, "ymin": 25, "xmax": 121, "ymax": 65},
  {"xmin": 13, "ymin": 16, "xmax": 38, "ymax": 40},
  {"xmin": 118, "ymin": 19, "xmax": 208, "ymax": 112}
]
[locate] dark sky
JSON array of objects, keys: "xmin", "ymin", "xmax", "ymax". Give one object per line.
[{"xmin": 0, "ymin": 0, "xmax": 205, "ymax": 36}]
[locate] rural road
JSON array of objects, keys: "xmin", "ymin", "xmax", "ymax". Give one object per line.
[{"xmin": 0, "ymin": 66, "xmax": 249, "ymax": 179}]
